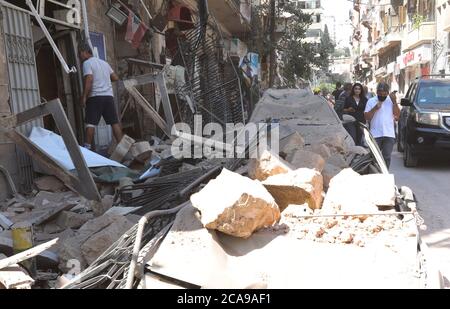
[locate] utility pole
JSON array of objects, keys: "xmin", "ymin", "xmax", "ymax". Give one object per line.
[{"xmin": 269, "ymin": 0, "xmax": 276, "ymax": 88}]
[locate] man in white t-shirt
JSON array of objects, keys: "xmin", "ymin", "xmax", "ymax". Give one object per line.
[
  {"xmin": 364, "ymin": 82, "xmax": 401, "ymax": 168},
  {"xmin": 78, "ymin": 42, "xmax": 123, "ymax": 150}
]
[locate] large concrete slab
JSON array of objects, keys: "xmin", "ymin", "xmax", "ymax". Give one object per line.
[{"xmin": 250, "ymin": 89, "xmax": 354, "ymax": 149}]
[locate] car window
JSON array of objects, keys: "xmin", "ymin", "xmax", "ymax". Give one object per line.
[{"xmin": 417, "ymin": 82, "xmax": 450, "ymax": 105}]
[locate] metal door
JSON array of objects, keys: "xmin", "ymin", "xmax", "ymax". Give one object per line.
[{"xmin": 1, "ymin": 1, "xmax": 43, "ymax": 191}]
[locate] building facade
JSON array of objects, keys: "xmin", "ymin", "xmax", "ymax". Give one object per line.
[
  {"xmin": 0, "ymin": 0, "xmax": 254, "ymax": 194},
  {"xmin": 351, "ymin": 0, "xmax": 442, "ymax": 96}
]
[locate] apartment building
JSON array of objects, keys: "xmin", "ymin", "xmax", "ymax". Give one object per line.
[
  {"xmin": 296, "ymin": 0, "xmax": 325, "ymax": 44},
  {"xmin": 351, "ymin": 0, "xmax": 439, "ymax": 95}
]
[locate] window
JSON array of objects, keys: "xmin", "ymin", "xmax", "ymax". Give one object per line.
[
  {"xmin": 417, "ymin": 82, "xmax": 450, "ymax": 105},
  {"xmin": 311, "ymin": 14, "xmax": 321, "ymax": 23}
]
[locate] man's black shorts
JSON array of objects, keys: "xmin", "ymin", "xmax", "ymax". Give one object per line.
[{"xmin": 85, "ymin": 96, "xmax": 119, "ymax": 126}]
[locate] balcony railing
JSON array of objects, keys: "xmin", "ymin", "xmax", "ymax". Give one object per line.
[{"xmin": 402, "ymin": 22, "xmax": 436, "ymax": 51}]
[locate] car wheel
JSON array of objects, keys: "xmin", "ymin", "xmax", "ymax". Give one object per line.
[
  {"xmin": 404, "ymin": 143, "xmax": 418, "ymax": 167},
  {"xmin": 397, "ymin": 129, "xmax": 404, "ymax": 153}
]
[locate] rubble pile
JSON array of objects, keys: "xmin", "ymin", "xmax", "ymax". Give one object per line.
[
  {"xmin": 279, "ymin": 205, "xmax": 413, "ymax": 248},
  {"xmin": 0, "ymin": 175, "xmax": 143, "ymax": 288},
  {"xmin": 191, "ymin": 158, "xmax": 403, "ymax": 247},
  {"xmin": 0, "ymin": 89, "xmax": 419, "ymax": 289}
]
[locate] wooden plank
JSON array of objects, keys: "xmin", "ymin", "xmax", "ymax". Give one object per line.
[
  {"xmin": 156, "ymin": 74, "xmax": 175, "ymax": 135},
  {"xmin": 124, "ymin": 80, "xmax": 172, "ymax": 137},
  {"xmin": 31, "ymin": 202, "xmax": 77, "ymax": 226},
  {"xmin": 6, "ymin": 99, "xmax": 99, "ymax": 201},
  {"xmin": 45, "ymin": 100, "xmax": 101, "ymax": 201},
  {"xmin": 15, "ymin": 104, "xmax": 51, "ymax": 127},
  {"xmin": 0, "ymin": 238, "xmax": 58, "ymax": 270}
]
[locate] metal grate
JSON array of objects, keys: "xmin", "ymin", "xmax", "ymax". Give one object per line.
[
  {"xmin": 1, "ymin": 2, "xmax": 43, "ymax": 192},
  {"xmin": 175, "ymin": 12, "xmax": 245, "ymax": 129}
]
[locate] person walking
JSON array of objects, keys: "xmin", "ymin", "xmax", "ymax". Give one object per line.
[
  {"xmin": 78, "ymin": 42, "xmax": 123, "ymax": 151},
  {"xmin": 343, "ymin": 83, "xmax": 368, "ymax": 146},
  {"xmin": 364, "ymin": 82, "xmax": 401, "ymax": 168},
  {"xmin": 332, "ymin": 82, "xmax": 343, "ymax": 101},
  {"xmin": 338, "ymin": 82, "xmax": 353, "ymax": 101}
]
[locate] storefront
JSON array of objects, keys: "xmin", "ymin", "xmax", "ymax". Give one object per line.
[{"xmin": 402, "ymin": 44, "xmax": 432, "ymax": 89}]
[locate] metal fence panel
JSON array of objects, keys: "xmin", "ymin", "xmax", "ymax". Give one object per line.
[{"xmin": 1, "ymin": 2, "xmax": 42, "ymax": 192}]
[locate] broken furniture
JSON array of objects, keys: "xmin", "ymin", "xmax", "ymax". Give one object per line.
[{"xmin": 0, "ymin": 99, "xmax": 101, "ymax": 202}]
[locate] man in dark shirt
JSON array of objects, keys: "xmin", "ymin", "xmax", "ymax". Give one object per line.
[
  {"xmin": 332, "ymin": 82, "xmax": 343, "ymax": 101},
  {"xmin": 338, "ymin": 83, "xmax": 353, "ymax": 101}
]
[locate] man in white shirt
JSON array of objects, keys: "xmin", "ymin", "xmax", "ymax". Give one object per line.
[
  {"xmin": 364, "ymin": 82, "xmax": 401, "ymax": 168},
  {"xmin": 78, "ymin": 43, "xmax": 123, "ymax": 150}
]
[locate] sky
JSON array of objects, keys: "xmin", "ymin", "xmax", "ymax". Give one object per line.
[{"xmin": 322, "ymin": 0, "xmax": 353, "ymax": 49}]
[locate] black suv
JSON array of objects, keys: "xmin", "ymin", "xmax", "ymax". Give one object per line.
[{"xmin": 398, "ymin": 76, "xmax": 450, "ymax": 167}]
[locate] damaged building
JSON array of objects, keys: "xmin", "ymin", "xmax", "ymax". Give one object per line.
[{"xmin": 0, "ymin": 0, "xmax": 254, "ymax": 194}]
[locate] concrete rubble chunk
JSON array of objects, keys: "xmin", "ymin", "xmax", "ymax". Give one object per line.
[
  {"xmin": 0, "ymin": 254, "xmax": 34, "ymax": 289},
  {"xmin": 319, "ymin": 134, "xmax": 347, "ymax": 154},
  {"xmin": 248, "ymin": 150, "xmax": 293, "ymax": 181},
  {"xmin": 58, "ymin": 212, "xmax": 138, "ymax": 270},
  {"xmin": 287, "ymin": 149, "xmax": 325, "ymax": 173},
  {"xmin": 190, "ymin": 169, "xmax": 280, "ymax": 238},
  {"xmin": 263, "ymin": 168, "xmax": 323, "ymax": 211},
  {"xmin": 305, "ymin": 144, "xmax": 331, "ymax": 160},
  {"xmin": 110, "ymin": 135, "xmax": 136, "ymax": 163},
  {"xmin": 81, "ymin": 216, "xmax": 134, "ymax": 265},
  {"xmin": 92, "ymin": 195, "xmax": 114, "ymax": 217},
  {"xmin": 34, "ymin": 176, "xmax": 66, "ymax": 192},
  {"xmin": 33, "ymin": 191, "xmax": 66, "ymax": 208},
  {"xmin": 58, "ymin": 214, "xmax": 122, "ymax": 271},
  {"xmin": 279, "ymin": 132, "xmax": 305, "ymax": 158},
  {"xmin": 326, "ymin": 154, "xmax": 349, "ymax": 169},
  {"xmin": 130, "ymin": 141, "xmax": 153, "ymax": 163},
  {"xmin": 55, "ymin": 211, "xmax": 94, "ymax": 229},
  {"xmin": 322, "ymin": 169, "xmax": 396, "ymax": 214},
  {"xmin": 58, "ymin": 237, "xmax": 87, "ymax": 272}
]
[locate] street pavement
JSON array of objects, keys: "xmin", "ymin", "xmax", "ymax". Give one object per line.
[{"xmin": 390, "ymin": 149, "xmax": 450, "ymax": 288}]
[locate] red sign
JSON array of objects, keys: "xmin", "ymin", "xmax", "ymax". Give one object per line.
[{"xmin": 403, "ymin": 51, "xmax": 415, "ymax": 66}]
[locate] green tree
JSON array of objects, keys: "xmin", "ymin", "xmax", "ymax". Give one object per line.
[
  {"xmin": 276, "ymin": 3, "xmax": 324, "ymax": 86},
  {"xmin": 319, "ymin": 25, "xmax": 335, "ymax": 72},
  {"xmin": 249, "ymin": 2, "xmax": 335, "ymax": 88}
]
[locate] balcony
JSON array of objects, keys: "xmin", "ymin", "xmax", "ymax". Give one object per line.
[
  {"xmin": 402, "ymin": 22, "xmax": 436, "ymax": 51},
  {"xmin": 207, "ymin": 0, "xmax": 251, "ymax": 37},
  {"xmin": 377, "ymin": 29, "xmax": 402, "ymax": 54},
  {"xmin": 375, "ymin": 65, "xmax": 387, "ymax": 77}
]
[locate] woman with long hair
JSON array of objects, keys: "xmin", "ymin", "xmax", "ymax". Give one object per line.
[{"xmin": 343, "ymin": 83, "xmax": 368, "ymax": 146}]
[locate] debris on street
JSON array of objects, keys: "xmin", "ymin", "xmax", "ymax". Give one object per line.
[{"xmin": 0, "ymin": 0, "xmax": 441, "ymax": 290}]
